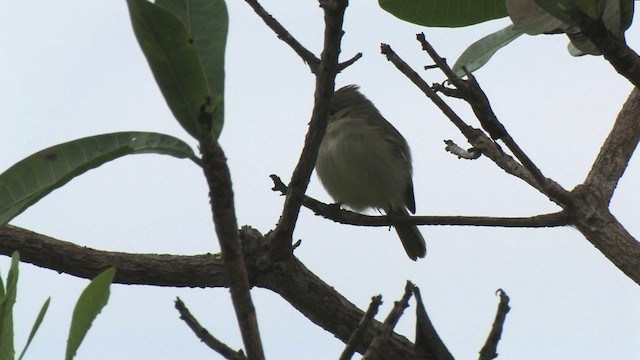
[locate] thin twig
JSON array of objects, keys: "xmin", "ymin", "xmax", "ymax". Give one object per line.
[
  {"xmin": 338, "ymin": 52, "xmax": 363, "ymax": 72},
  {"xmin": 339, "ymin": 295, "xmax": 383, "ymax": 360},
  {"xmin": 415, "ymin": 34, "xmax": 573, "ymax": 205},
  {"xmin": 175, "ymin": 297, "xmax": 247, "ymax": 360},
  {"xmin": 381, "ymin": 43, "xmax": 476, "ymax": 138},
  {"xmin": 243, "ymin": 0, "xmax": 320, "ymax": 72},
  {"xmin": 270, "ymin": 175, "xmax": 569, "ymax": 228},
  {"xmin": 363, "ymin": 282, "xmax": 415, "ymax": 359},
  {"xmin": 478, "ymin": 289, "xmax": 511, "ymax": 360}
]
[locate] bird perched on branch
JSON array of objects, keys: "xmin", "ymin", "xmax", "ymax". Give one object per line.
[{"xmin": 316, "ymin": 85, "xmax": 426, "ymax": 260}]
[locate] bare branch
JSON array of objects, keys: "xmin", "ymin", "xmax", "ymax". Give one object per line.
[
  {"xmin": 339, "ymin": 295, "xmax": 383, "ymax": 360},
  {"xmin": 200, "ymin": 140, "xmax": 264, "ymax": 360},
  {"xmin": 175, "ymin": 297, "xmax": 247, "ymax": 360},
  {"xmin": 569, "ymin": 9, "xmax": 640, "ymax": 88},
  {"xmin": 416, "ymin": 34, "xmax": 573, "ymax": 205},
  {"xmin": 270, "ymin": 0, "xmax": 349, "ymax": 258},
  {"xmin": 243, "ymin": 0, "xmax": 320, "ymax": 72},
  {"xmin": 380, "ymin": 43, "xmax": 476, "ymax": 139},
  {"xmin": 338, "ymin": 52, "xmax": 363, "ymax": 72},
  {"xmin": 444, "ymin": 139, "xmax": 482, "ymax": 160},
  {"xmin": 1, "ymin": 225, "xmax": 419, "ymax": 359},
  {"xmin": 585, "ymin": 88, "xmax": 640, "ymax": 203},
  {"xmin": 478, "ymin": 289, "xmax": 510, "ymax": 360},
  {"xmin": 569, "ymin": 185, "xmax": 640, "ymax": 285},
  {"xmin": 271, "ymin": 176, "xmax": 569, "ymax": 228},
  {"xmin": 0, "ymin": 225, "xmax": 226, "ymax": 287},
  {"xmin": 363, "ymin": 282, "xmax": 414, "ymax": 359}
]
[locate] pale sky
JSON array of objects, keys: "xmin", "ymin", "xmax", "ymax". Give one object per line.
[{"xmin": 1, "ymin": 1, "xmax": 639, "ymax": 359}]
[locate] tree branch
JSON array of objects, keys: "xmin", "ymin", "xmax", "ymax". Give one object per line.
[
  {"xmin": 0, "ymin": 225, "xmax": 419, "ymax": 359},
  {"xmin": 175, "ymin": 297, "xmax": 247, "ymax": 360},
  {"xmin": 362, "ymin": 282, "xmax": 414, "ymax": 360},
  {"xmin": 570, "ymin": 10, "xmax": 640, "ymax": 88},
  {"xmin": 584, "ymin": 88, "xmax": 640, "ymax": 203},
  {"xmin": 478, "ymin": 289, "xmax": 510, "ymax": 360},
  {"xmin": 270, "ymin": 0, "xmax": 349, "ymax": 259},
  {"xmin": 200, "ymin": 140, "xmax": 264, "ymax": 360},
  {"xmin": 339, "ymin": 295, "xmax": 383, "ymax": 360},
  {"xmin": 272, "ymin": 174, "xmax": 569, "ymax": 228},
  {"xmin": 416, "ymin": 33, "xmax": 572, "ymax": 205},
  {"xmin": 243, "ymin": 0, "xmax": 320, "ymax": 72}
]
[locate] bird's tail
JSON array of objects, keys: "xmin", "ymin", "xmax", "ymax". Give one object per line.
[{"xmin": 391, "ymin": 207, "xmax": 426, "ymax": 261}]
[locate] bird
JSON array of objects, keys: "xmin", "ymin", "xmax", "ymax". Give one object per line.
[{"xmin": 315, "ymin": 85, "xmax": 426, "ymax": 260}]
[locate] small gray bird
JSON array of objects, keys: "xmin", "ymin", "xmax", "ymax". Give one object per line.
[{"xmin": 316, "ymin": 85, "xmax": 426, "ymax": 260}]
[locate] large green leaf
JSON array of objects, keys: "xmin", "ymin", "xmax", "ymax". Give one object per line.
[
  {"xmin": 127, "ymin": 0, "xmax": 211, "ymax": 140},
  {"xmin": 0, "ymin": 252, "xmax": 19, "ymax": 360},
  {"xmin": 65, "ymin": 268, "xmax": 115, "ymax": 360},
  {"xmin": 0, "ymin": 132, "xmax": 197, "ymax": 226},
  {"xmin": 156, "ymin": 0, "xmax": 228, "ymax": 138},
  {"xmin": 379, "ymin": 0, "xmax": 509, "ymax": 27},
  {"xmin": 452, "ymin": 24, "xmax": 524, "ymax": 76}
]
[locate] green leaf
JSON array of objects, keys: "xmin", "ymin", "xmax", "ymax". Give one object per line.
[
  {"xmin": 0, "ymin": 252, "xmax": 19, "ymax": 360},
  {"xmin": 65, "ymin": 268, "xmax": 116, "ymax": 360},
  {"xmin": 0, "ymin": 132, "xmax": 197, "ymax": 226},
  {"xmin": 156, "ymin": 0, "xmax": 229, "ymax": 138},
  {"xmin": 452, "ymin": 24, "xmax": 524, "ymax": 76},
  {"xmin": 127, "ymin": 0, "xmax": 211, "ymax": 140},
  {"xmin": 508, "ymin": 0, "xmax": 572, "ymax": 34},
  {"xmin": 17, "ymin": 297, "xmax": 50, "ymax": 360},
  {"xmin": 379, "ymin": 0, "xmax": 508, "ymax": 27}
]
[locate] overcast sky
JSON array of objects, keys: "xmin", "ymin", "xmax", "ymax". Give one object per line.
[{"xmin": 1, "ymin": 1, "xmax": 640, "ymax": 359}]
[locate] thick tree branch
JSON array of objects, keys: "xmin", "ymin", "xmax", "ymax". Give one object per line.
[
  {"xmin": 0, "ymin": 225, "xmax": 419, "ymax": 359},
  {"xmin": 200, "ymin": 140, "xmax": 264, "ymax": 360},
  {"xmin": 584, "ymin": 88, "xmax": 640, "ymax": 203},
  {"xmin": 270, "ymin": 0, "xmax": 349, "ymax": 258},
  {"xmin": 569, "ymin": 185, "xmax": 640, "ymax": 285}
]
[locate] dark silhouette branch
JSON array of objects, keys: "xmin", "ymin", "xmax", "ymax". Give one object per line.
[
  {"xmin": 569, "ymin": 9, "xmax": 640, "ymax": 88},
  {"xmin": 199, "ymin": 140, "xmax": 265, "ymax": 360},
  {"xmin": 383, "ymin": 34, "xmax": 640, "ymax": 286},
  {"xmin": 243, "ymin": 0, "xmax": 320, "ymax": 72},
  {"xmin": 416, "ymin": 33, "xmax": 572, "ymax": 205},
  {"xmin": 339, "ymin": 295, "xmax": 383, "ymax": 360},
  {"xmin": 269, "ymin": 0, "xmax": 349, "ymax": 259},
  {"xmin": 175, "ymin": 297, "xmax": 247, "ymax": 360},
  {"xmin": 584, "ymin": 88, "xmax": 640, "ymax": 203},
  {"xmin": 478, "ymin": 289, "xmax": 510, "ymax": 360},
  {"xmin": 363, "ymin": 282, "xmax": 414, "ymax": 359},
  {"xmin": 379, "ymin": 43, "xmax": 546, "ymax": 195},
  {"xmin": 272, "ymin": 174, "xmax": 569, "ymax": 228},
  {"xmin": 0, "ymin": 225, "xmax": 419, "ymax": 359}
]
